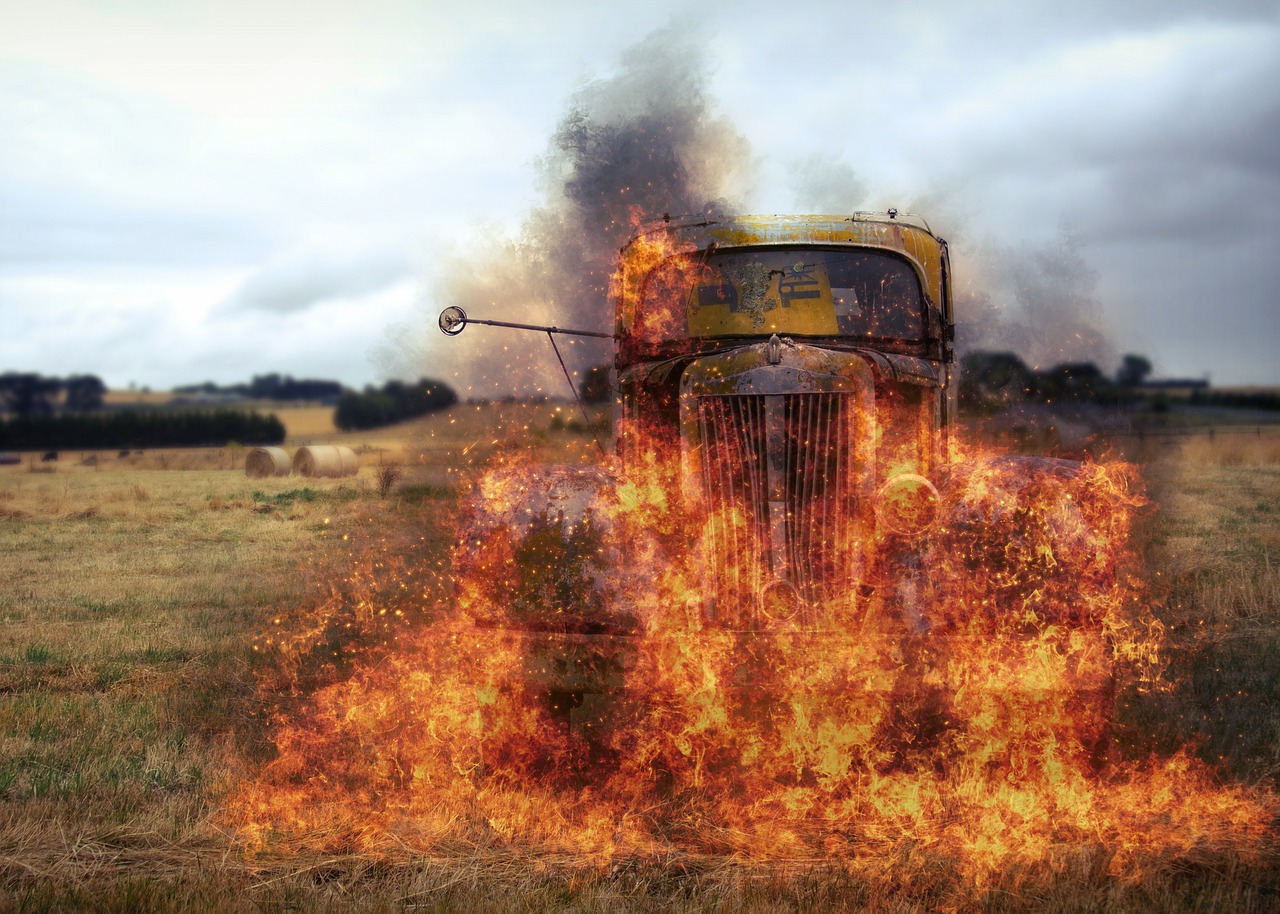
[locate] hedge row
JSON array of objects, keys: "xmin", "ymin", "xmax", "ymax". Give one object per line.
[
  {"xmin": 334, "ymin": 379, "xmax": 457, "ymax": 431},
  {"xmin": 0, "ymin": 409, "xmax": 285, "ymax": 450},
  {"xmin": 173, "ymin": 373, "xmax": 344, "ymax": 402}
]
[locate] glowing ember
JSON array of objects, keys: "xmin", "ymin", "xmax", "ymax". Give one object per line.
[{"xmin": 228, "ymin": 435, "xmax": 1276, "ymax": 881}]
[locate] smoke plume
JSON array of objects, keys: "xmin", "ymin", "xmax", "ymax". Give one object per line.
[
  {"xmin": 418, "ymin": 21, "xmax": 754, "ymax": 399},
  {"xmin": 954, "ymin": 230, "xmax": 1118, "ymax": 374},
  {"xmin": 787, "ymin": 153, "xmax": 869, "ymax": 214},
  {"xmin": 396, "ymin": 22, "xmax": 1118, "ymax": 399}
]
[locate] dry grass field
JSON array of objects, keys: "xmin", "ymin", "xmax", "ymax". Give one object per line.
[{"xmin": 0, "ymin": 407, "xmax": 1276, "ymax": 912}]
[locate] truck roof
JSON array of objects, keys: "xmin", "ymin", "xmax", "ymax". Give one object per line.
[{"xmin": 631, "ymin": 211, "xmax": 939, "ymax": 246}]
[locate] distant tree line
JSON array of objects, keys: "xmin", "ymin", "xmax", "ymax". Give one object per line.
[
  {"xmin": 0, "ymin": 372, "xmax": 107, "ymax": 416},
  {"xmin": 0, "ymin": 409, "xmax": 285, "ymax": 450},
  {"xmin": 334, "ymin": 378, "xmax": 458, "ymax": 431},
  {"xmin": 173, "ymin": 373, "xmax": 345, "ymax": 402},
  {"xmin": 959, "ymin": 352, "xmax": 1155, "ymax": 412}
]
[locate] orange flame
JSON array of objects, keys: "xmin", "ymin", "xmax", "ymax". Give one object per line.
[
  {"xmin": 610, "ymin": 213, "xmax": 703, "ymax": 348},
  {"xmin": 228, "ymin": 431, "xmax": 1277, "ymax": 884}
]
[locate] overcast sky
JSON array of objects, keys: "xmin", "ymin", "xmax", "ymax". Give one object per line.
[{"xmin": 2, "ymin": 0, "xmax": 1277, "ymax": 392}]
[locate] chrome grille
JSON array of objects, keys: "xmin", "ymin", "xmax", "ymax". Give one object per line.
[
  {"xmin": 696, "ymin": 394, "xmax": 771, "ymax": 613},
  {"xmin": 783, "ymin": 393, "xmax": 858, "ymax": 604},
  {"xmin": 696, "ymin": 391, "xmax": 860, "ymax": 621}
]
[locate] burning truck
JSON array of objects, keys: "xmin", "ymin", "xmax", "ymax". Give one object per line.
[{"xmin": 439, "ymin": 211, "xmax": 1116, "ymax": 772}]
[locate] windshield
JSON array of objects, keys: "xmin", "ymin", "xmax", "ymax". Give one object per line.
[{"xmin": 634, "ymin": 248, "xmax": 925, "ymax": 346}]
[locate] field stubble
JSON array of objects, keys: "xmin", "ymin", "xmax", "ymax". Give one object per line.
[{"xmin": 0, "ymin": 408, "xmax": 1277, "ymax": 911}]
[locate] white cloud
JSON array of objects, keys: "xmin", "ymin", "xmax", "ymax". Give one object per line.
[
  {"xmin": 1, "ymin": 0, "xmax": 1277, "ymax": 389},
  {"xmin": 221, "ymin": 239, "xmax": 413, "ymax": 315}
]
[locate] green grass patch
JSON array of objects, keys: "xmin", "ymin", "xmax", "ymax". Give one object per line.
[
  {"xmin": 251, "ymin": 487, "xmax": 321, "ymax": 506},
  {"xmin": 95, "ymin": 661, "xmax": 129, "ymax": 690},
  {"xmin": 23, "ymin": 644, "xmax": 52, "ymax": 664},
  {"xmin": 394, "ymin": 482, "xmax": 455, "ymax": 503}
]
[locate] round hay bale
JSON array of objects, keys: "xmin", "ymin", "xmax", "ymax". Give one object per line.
[
  {"xmin": 245, "ymin": 446, "xmax": 291, "ymax": 478},
  {"xmin": 337, "ymin": 446, "xmax": 359, "ymax": 476},
  {"xmin": 293, "ymin": 445, "xmax": 359, "ymax": 478}
]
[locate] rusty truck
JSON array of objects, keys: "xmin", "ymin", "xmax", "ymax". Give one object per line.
[{"xmin": 440, "ymin": 211, "xmax": 1114, "ymax": 769}]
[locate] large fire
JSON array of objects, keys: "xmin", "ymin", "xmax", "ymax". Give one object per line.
[
  {"xmin": 226, "ymin": 214, "xmax": 1276, "ymax": 887},
  {"xmin": 228, "ymin": 426, "xmax": 1276, "ymax": 883}
]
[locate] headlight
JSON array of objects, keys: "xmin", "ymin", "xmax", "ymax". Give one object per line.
[{"xmin": 876, "ymin": 473, "xmax": 940, "ymax": 537}]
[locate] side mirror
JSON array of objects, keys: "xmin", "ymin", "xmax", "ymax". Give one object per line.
[{"xmin": 438, "ymin": 306, "xmax": 468, "ymax": 336}]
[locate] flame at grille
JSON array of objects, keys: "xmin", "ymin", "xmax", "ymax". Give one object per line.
[{"xmin": 695, "ymin": 391, "xmax": 862, "ymax": 622}]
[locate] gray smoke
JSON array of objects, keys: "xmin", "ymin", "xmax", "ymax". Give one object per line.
[
  {"xmin": 418, "ymin": 21, "xmax": 754, "ymax": 399},
  {"xmin": 779, "ymin": 167, "xmax": 1119, "ymax": 375},
  {"xmin": 954, "ymin": 229, "xmax": 1118, "ymax": 374},
  {"xmin": 398, "ymin": 21, "xmax": 1118, "ymax": 399},
  {"xmin": 787, "ymin": 154, "xmax": 869, "ymax": 214}
]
